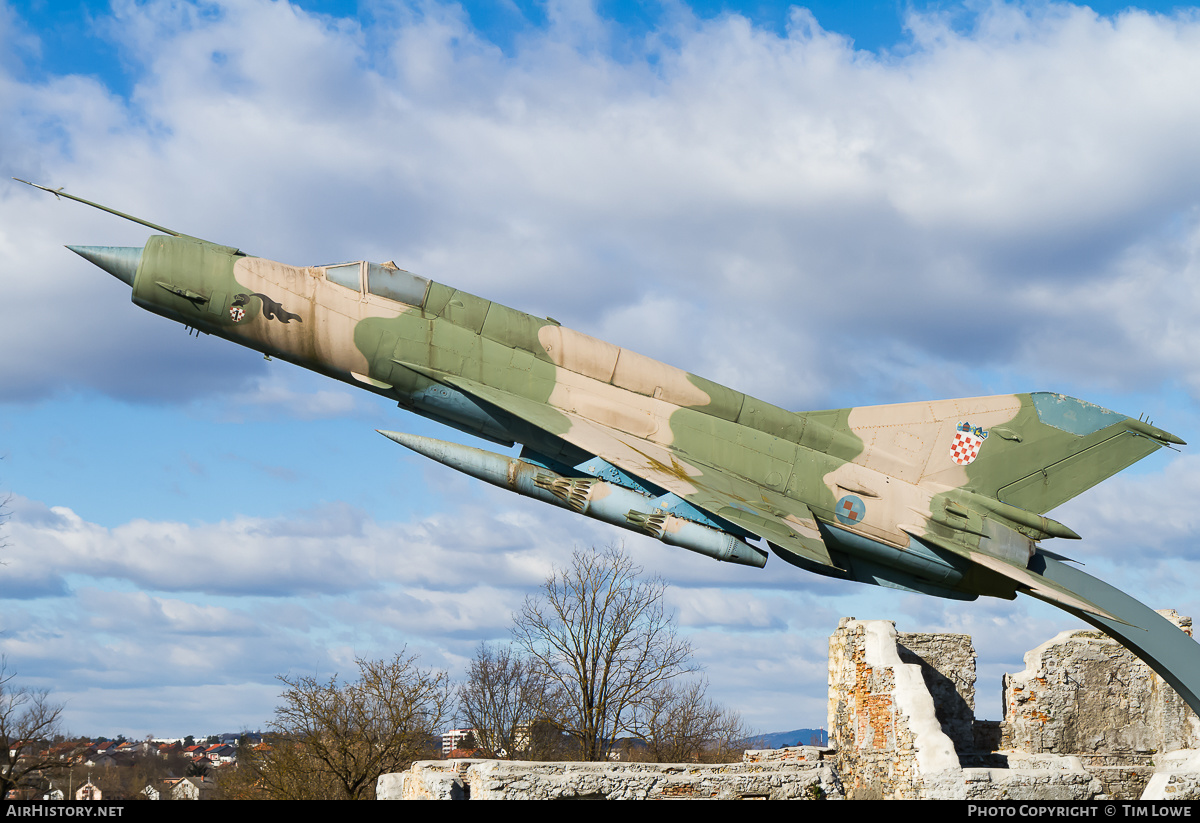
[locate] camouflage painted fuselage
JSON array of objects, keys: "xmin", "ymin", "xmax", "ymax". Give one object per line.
[
  {"xmin": 31, "ymin": 166, "xmax": 1197, "ymax": 712},
  {"xmin": 114, "ymin": 233, "xmax": 1180, "ymax": 615}
]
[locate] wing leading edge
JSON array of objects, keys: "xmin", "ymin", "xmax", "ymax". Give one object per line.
[{"xmin": 393, "ymin": 361, "xmax": 837, "ymax": 569}]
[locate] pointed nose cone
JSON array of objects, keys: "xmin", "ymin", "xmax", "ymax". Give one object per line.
[{"xmin": 67, "ymin": 245, "xmax": 142, "ymax": 287}]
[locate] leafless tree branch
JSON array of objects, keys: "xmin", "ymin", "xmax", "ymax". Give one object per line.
[
  {"xmin": 512, "ymin": 544, "xmax": 696, "ymax": 761},
  {"xmin": 631, "ymin": 678, "xmax": 750, "ymax": 763},
  {"xmin": 253, "ymin": 651, "xmax": 450, "ymax": 800},
  {"xmin": 457, "ymin": 642, "xmax": 563, "ymax": 759},
  {"xmin": 0, "ymin": 659, "xmax": 68, "ymax": 799}
]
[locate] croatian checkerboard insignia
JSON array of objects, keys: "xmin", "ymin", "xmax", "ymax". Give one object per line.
[{"xmin": 951, "ymin": 422, "xmax": 988, "ymax": 466}]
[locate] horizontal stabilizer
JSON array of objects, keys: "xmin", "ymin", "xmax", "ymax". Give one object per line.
[{"xmin": 904, "ymin": 529, "xmax": 1122, "ymax": 622}]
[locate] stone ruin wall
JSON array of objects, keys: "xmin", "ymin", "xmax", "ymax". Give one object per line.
[
  {"xmin": 897, "ymin": 630, "xmax": 976, "ymax": 754},
  {"xmin": 383, "ymin": 748, "xmax": 843, "ymax": 800},
  {"xmin": 1003, "ymin": 611, "xmax": 1200, "ymax": 760},
  {"xmin": 828, "ymin": 612, "xmax": 1200, "ymax": 800},
  {"xmin": 999, "ymin": 611, "xmax": 1200, "ymax": 798},
  {"xmin": 383, "ymin": 612, "xmax": 1200, "ymax": 800},
  {"xmin": 827, "ymin": 618, "xmax": 964, "ymax": 799}
]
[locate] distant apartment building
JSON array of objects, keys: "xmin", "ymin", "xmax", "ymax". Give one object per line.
[{"xmin": 441, "ymin": 729, "xmax": 476, "ymax": 757}]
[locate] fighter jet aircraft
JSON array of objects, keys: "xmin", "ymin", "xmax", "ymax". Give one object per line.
[{"xmin": 23, "ymin": 179, "xmax": 1200, "ymax": 711}]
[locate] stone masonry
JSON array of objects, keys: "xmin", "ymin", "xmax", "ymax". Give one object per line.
[
  {"xmin": 828, "ymin": 617, "xmax": 964, "ymax": 798},
  {"xmin": 382, "ymin": 748, "xmax": 842, "ymax": 800},
  {"xmin": 382, "ymin": 613, "xmax": 1200, "ymax": 800},
  {"xmin": 1001, "ymin": 611, "xmax": 1200, "ymax": 797},
  {"xmin": 1004, "ymin": 612, "xmax": 1200, "ymax": 757},
  {"xmin": 828, "ymin": 613, "xmax": 1200, "ymax": 800},
  {"xmin": 897, "ymin": 630, "xmax": 976, "ymax": 754}
]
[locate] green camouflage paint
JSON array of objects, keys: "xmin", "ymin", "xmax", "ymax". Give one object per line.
[{"xmin": 31, "ymin": 179, "xmax": 1200, "ymax": 713}]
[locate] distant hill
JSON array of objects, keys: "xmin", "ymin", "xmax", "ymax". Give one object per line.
[{"xmin": 748, "ymin": 728, "xmax": 827, "ymax": 749}]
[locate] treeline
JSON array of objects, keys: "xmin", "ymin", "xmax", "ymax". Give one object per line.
[
  {"xmin": 1, "ymin": 545, "xmax": 752, "ymax": 801},
  {"xmin": 228, "ymin": 545, "xmax": 752, "ymax": 800}
]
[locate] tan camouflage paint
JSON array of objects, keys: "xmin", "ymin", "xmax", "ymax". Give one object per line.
[{"xmin": 120, "ymin": 232, "xmax": 1179, "ymax": 617}]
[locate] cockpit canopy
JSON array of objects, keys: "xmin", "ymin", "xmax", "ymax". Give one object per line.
[{"xmin": 324, "ymin": 261, "xmax": 430, "ymax": 307}]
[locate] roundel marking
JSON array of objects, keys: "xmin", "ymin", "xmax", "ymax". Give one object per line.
[{"xmin": 835, "ymin": 494, "xmax": 866, "ymax": 526}]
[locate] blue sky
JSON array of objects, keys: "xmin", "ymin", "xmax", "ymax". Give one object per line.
[{"xmin": 4, "ymin": 0, "xmax": 1200, "ymax": 740}]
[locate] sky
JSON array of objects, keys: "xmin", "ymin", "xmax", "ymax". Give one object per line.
[{"xmin": 3, "ymin": 0, "xmax": 1200, "ymax": 741}]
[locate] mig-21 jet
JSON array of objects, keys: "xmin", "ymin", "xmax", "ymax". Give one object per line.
[{"xmin": 22, "ymin": 179, "xmax": 1200, "ymax": 711}]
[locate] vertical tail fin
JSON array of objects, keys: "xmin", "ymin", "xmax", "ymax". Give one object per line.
[
  {"xmin": 975, "ymin": 393, "xmax": 1181, "ymax": 514},
  {"xmin": 838, "ymin": 392, "xmax": 1181, "ymax": 516}
]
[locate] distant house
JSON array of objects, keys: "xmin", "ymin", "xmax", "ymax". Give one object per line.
[
  {"xmin": 75, "ymin": 781, "xmax": 102, "ymax": 801},
  {"xmin": 48, "ymin": 740, "xmax": 86, "ymax": 762},
  {"xmin": 163, "ymin": 776, "xmax": 213, "ymax": 800},
  {"xmin": 84, "ymin": 752, "xmax": 118, "ymax": 769},
  {"xmin": 203, "ymin": 744, "xmax": 237, "ymax": 765}
]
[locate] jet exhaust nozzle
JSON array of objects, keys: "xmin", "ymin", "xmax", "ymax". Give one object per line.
[{"xmin": 67, "ymin": 245, "xmax": 142, "ymax": 287}]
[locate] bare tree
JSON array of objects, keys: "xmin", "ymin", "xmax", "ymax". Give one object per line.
[
  {"xmin": 0, "ymin": 660, "xmax": 67, "ymax": 799},
  {"xmin": 254, "ymin": 651, "xmax": 451, "ymax": 800},
  {"xmin": 634, "ymin": 678, "xmax": 750, "ymax": 763},
  {"xmin": 457, "ymin": 643, "xmax": 560, "ymax": 759},
  {"xmin": 512, "ymin": 544, "xmax": 695, "ymax": 761}
]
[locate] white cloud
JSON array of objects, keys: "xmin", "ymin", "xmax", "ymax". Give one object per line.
[
  {"xmin": 208, "ymin": 373, "xmax": 363, "ymax": 421},
  {"xmin": 668, "ymin": 586, "xmax": 790, "ymax": 630},
  {"xmin": 3, "ymin": 1, "xmax": 1197, "ymax": 415},
  {"xmin": 4, "ymin": 493, "xmax": 601, "ymax": 596}
]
